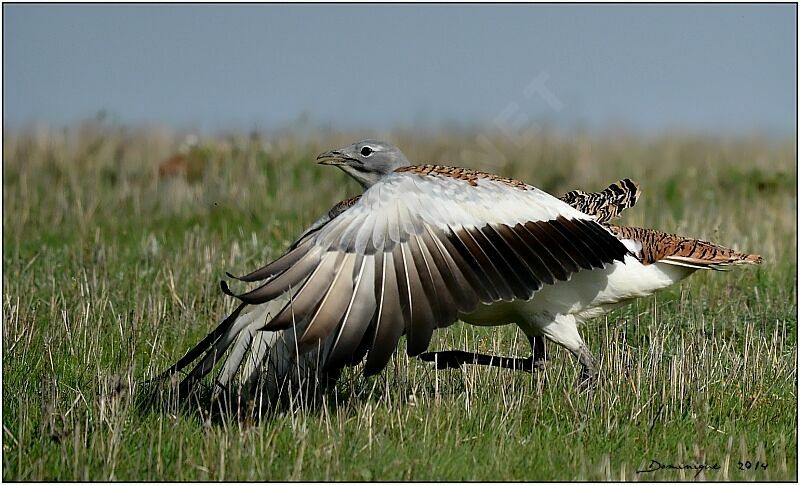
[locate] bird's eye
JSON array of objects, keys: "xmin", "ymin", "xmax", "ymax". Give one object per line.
[{"xmin": 360, "ymin": 146, "xmax": 373, "ymax": 157}]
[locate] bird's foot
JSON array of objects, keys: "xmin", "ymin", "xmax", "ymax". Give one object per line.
[
  {"xmin": 576, "ymin": 370, "xmax": 597, "ymax": 393},
  {"xmin": 575, "ymin": 346, "xmax": 598, "ymax": 392},
  {"xmin": 532, "ymin": 355, "xmax": 548, "ymax": 371}
]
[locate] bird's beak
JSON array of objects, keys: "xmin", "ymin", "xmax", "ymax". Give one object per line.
[{"xmin": 316, "ymin": 150, "xmax": 346, "ymax": 165}]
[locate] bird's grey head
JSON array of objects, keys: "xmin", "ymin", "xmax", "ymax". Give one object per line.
[{"xmin": 316, "ymin": 140, "xmax": 412, "ymax": 188}]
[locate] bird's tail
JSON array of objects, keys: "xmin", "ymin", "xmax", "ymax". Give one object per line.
[
  {"xmin": 154, "ymin": 293, "xmax": 328, "ymax": 412},
  {"xmin": 608, "ymin": 224, "xmax": 763, "ymax": 270}
]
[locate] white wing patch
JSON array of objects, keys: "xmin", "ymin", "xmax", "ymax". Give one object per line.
[{"xmin": 317, "ymin": 172, "xmax": 596, "ymax": 254}]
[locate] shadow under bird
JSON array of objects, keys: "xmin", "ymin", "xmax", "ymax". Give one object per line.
[{"xmin": 156, "ymin": 140, "xmax": 762, "ymax": 405}]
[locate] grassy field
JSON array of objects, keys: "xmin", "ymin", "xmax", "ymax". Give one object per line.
[{"xmin": 3, "ymin": 122, "xmax": 797, "ymax": 480}]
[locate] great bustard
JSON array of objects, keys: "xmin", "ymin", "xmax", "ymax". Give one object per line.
[{"xmin": 157, "ymin": 140, "xmax": 761, "ymax": 402}]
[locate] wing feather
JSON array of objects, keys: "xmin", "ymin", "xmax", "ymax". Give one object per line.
[
  {"xmin": 241, "ymin": 329, "xmax": 273, "ymax": 389},
  {"xmin": 415, "ymin": 229, "xmax": 469, "ymax": 315},
  {"xmin": 235, "ymin": 249, "xmax": 322, "ymax": 304},
  {"xmin": 262, "ymin": 252, "xmax": 341, "ymax": 330},
  {"xmin": 402, "ymin": 240, "xmax": 437, "ymax": 356},
  {"xmin": 365, "ymin": 252, "xmax": 405, "ymax": 375},
  {"xmin": 547, "ymin": 218, "xmax": 604, "ymax": 269},
  {"xmin": 483, "ymin": 224, "xmax": 544, "ymax": 294},
  {"xmin": 495, "ymin": 223, "xmax": 557, "ymax": 286},
  {"xmin": 573, "ymin": 218, "xmax": 624, "ymax": 265},
  {"xmin": 452, "ymin": 226, "xmax": 512, "ymax": 301},
  {"xmin": 297, "ymin": 253, "xmax": 357, "ymax": 353},
  {"xmin": 520, "ymin": 221, "xmax": 585, "ymax": 274},
  {"xmin": 409, "ymin": 233, "xmax": 456, "ymax": 324},
  {"xmin": 325, "ymin": 255, "xmax": 377, "ymax": 368},
  {"xmin": 467, "ymin": 225, "xmax": 532, "ymax": 300},
  {"xmin": 231, "ymin": 240, "xmax": 313, "ymax": 282},
  {"xmin": 430, "ymin": 227, "xmax": 491, "ymax": 306}
]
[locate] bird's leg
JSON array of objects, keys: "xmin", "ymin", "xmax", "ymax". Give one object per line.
[
  {"xmin": 418, "ymin": 333, "xmax": 548, "ymax": 373},
  {"xmin": 538, "ymin": 314, "xmax": 597, "ymax": 391},
  {"xmin": 418, "ymin": 350, "xmax": 535, "ymax": 372},
  {"xmin": 575, "ymin": 345, "xmax": 597, "ymax": 391},
  {"xmin": 529, "ymin": 334, "xmax": 548, "ymax": 371}
]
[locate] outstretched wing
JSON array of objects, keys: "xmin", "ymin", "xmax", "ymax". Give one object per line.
[{"xmin": 227, "ymin": 166, "xmax": 630, "ymax": 375}]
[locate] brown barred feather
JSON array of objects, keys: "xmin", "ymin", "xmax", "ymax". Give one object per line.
[
  {"xmin": 607, "ymin": 225, "xmax": 762, "ymax": 267},
  {"xmin": 559, "ymin": 179, "xmax": 640, "ymax": 223},
  {"xmin": 328, "ymin": 195, "xmax": 362, "ymax": 219},
  {"xmin": 395, "ymin": 164, "xmax": 530, "ymax": 189}
]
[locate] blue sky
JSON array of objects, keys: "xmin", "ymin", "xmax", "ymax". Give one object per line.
[{"xmin": 3, "ymin": 4, "xmax": 796, "ymax": 135}]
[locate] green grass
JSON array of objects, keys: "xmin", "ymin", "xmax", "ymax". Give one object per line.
[{"xmin": 3, "ymin": 123, "xmax": 797, "ymax": 480}]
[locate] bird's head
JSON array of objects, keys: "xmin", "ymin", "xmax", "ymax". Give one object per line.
[{"xmin": 317, "ymin": 140, "xmax": 411, "ymax": 188}]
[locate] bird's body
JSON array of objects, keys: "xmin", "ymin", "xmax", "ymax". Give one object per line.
[
  {"xmin": 157, "ymin": 140, "xmax": 761, "ymax": 405},
  {"xmin": 447, "ymin": 226, "xmax": 749, "ymax": 380},
  {"xmin": 462, "ymin": 254, "xmax": 693, "ymax": 327}
]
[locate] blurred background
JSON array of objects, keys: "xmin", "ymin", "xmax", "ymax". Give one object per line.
[{"xmin": 3, "ymin": 4, "xmax": 796, "ymax": 135}]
